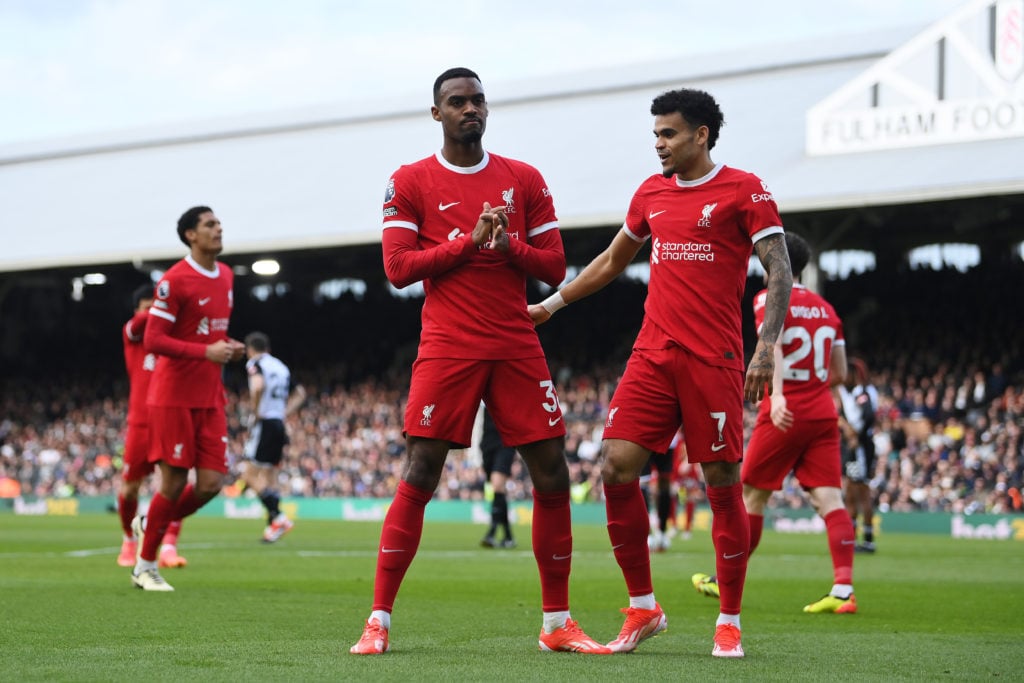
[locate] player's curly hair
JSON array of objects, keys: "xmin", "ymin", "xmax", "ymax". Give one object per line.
[
  {"xmin": 786, "ymin": 231, "xmax": 811, "ymax": 276},
  {"xmin": 650, "ymin": 89, "xmax": 725, "ymax": 150},
  {"xmin": 176, "ymin": 205, "xmax": 214, "ymax": 247},
  {"xmin": 433, "ymin": 67, "xmax": 481, "ymax": 105}
]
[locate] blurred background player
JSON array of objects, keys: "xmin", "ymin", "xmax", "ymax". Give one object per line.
[
  {"xmin": 116, "ymin": 283, "xmax": 187, "ymax": 569},
  {"xmin": 838, "ymin": 357, "xmax": 880, "ymax": 553},
  {"xmin": 675, "ymin": 436, "xmax": 702, "ymax": 542},
  {"xmin": 644, "ymin": 430, "xmax": 681, "ymax": 553},
  {"xmin": 479, "ymin": 406, "xmax": 517, "ymax": 549},
  {"xmin": 242, "ymin": 331, "xmax": 306, "ymax": 543},
  {"xmin": 132, "ymin": 205, "xmax": 245, "ymax": 592},
  {"xmin": 693, "ymin": 231, "xmax": 858, "ymax": 614}
]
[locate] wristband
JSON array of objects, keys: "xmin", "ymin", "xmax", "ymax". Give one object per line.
[{"xmin": 540, "ymin": 291, "xmax": 567, "ymax": 314}]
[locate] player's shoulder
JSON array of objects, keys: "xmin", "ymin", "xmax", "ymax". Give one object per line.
[
  {"xmin": 791, "ymin": 285, "xmax": 841, "ymax": 318},
  {"xmin": 715, "ymin": 165, "xmax": 761, "ymax": 182},
  {"xmin": 385, "ymin": 156, "xmax": 437, "ymax": 201},
  {"xmin": 487, "ymin": 152, "xmax": 548, "ymax": 183},
  {"xmin": 634, "ymin": 173, "xmax": 674, "ymax": 195},
  {"xmin": 716, "ymin": 165, "xmax": 773, "ymax": 194},
  {"xmin": 162, "ymin": 258, "xmax": 190, "ymax": 278},
  {"xmin": 397, "ymin": 154, "xmax": 436, "ymax": 173}
]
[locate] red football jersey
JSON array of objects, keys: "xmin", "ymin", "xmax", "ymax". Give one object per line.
[
  {"xmin": 624, "ymin": 165, "xmax": 784, "ymax": 371},
  {"xmin": 145, "ymin": 255, "xmax": 234, "ymax": 408},
  {"xmin": 123, "ymin": 310, "xmax": 156, "ymax": 426},
  {"xmin": 754, "ymin": 283, "xmax": 845, "ymax": 421},
  {"xmin": 382, "ymin": 151, "xmax": 564, "ymax": 359}
]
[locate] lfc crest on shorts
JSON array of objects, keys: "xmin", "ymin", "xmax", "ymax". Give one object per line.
[{"xmin": 420, "ymin": 404, "xmax": 435, "ymax": 427}]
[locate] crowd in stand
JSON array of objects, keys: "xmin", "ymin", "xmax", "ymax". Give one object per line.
[
  {"xmin": 1, "ymin": 359, "xmax": 1021, "ymax": 516},
  {"xmin": 1, "ymin": 263, "xmax": 1022, "ymax": 515}
]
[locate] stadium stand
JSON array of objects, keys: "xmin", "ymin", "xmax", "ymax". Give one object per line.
[{"xmin": 1, "ymin": 263, "xmax": 1021, "ymax": 515}]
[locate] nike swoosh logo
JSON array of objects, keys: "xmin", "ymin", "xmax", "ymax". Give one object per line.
[
  {"xmin": 548, "ymin": 416, "xmax": 562, "ymax": 426},
  {"xmin": 611, "ymin": 544, "xmax": 625, "ymax": 551},
  {"xmin": 723, "ymin": 551, "xmax": 745, "ymax": 559},
  {"xmin": 552, "ymin": 553, "xmax": 572, "ymax": 560},
  {"xmin": 711, "ymin": 443, "xmax": 726, "ymax": 452},
  {"xmin": 648, "ymin": 210, "xmax": 667, "ymax": 219},
  {"xmin": 381, "ymin": 548, "xmax": 404, "ymax": 553},
  {"xmin": 438, "ymin": 201, "xmax": 460, "ymax": 211},
  {"xmin": 198, "ymin": 297, "xmax": 211, "ymax": 305}
]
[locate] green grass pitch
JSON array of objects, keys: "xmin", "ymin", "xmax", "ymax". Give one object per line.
[{"xmin": 1, "ymin": 513, "xmax": 1022, "ymax": 681}]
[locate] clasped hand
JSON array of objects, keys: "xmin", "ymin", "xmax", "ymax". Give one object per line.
[{"xmin": 472, "ymin": 201, "xmax": 509, "ymax": 252}]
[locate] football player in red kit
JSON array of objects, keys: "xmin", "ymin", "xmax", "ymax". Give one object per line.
[
  {"xmin": 693, "ymin": 232, "xmax": 858, "ymax": 615},
  {"xmin": 116, "ymin": 283, "xmax": 187, "ymax": 569},
  {"xmin": 532, "ymin": 88, "xmax": 792, "ymax": 658},
  {"xmin": 130, "ymin": 206, "xmax": 244, "ymax": 591},
  {"xmin": 350, "ymin": 68, "xmax": 609, "ymax": 656}
]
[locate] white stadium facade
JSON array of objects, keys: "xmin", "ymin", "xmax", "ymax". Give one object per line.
[{"xmin": 1, "ymin": 0, "xmax": 1022, "ymax": 374}]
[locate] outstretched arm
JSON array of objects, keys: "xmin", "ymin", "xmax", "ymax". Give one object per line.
[
  {"xmin": 528, "ymin": 228, "xmax": 644, "ymax": 325},
  {"xmin": 744, "ymin": 233, "xmax": 792, "ymax": 403}
]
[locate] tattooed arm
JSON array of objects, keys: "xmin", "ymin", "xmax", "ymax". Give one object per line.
[{"xmin": 745, "ymin": 232, "xmax": 792, "ymax": 403}]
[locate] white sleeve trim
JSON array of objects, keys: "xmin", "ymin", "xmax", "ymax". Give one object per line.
[
  {"xmin": 124, "ymin": 321, "xmax": 142, "ymax": 342},
  {"xmin": 622, "ymin": 224, "xmax": 648, "ymax": 243},
  {"xmin": 526, "ymin": 221, "xmax": 559, "ymax": 238},
  {"xmin": 751, "ymin": 226, "xmax": 784, "ymax": 244},
  {"xmin": 383, "ymin": 221, "xmax": 419, "ymax": 233},
  {"xmin": 149, "ymin": 307, "xmax": 176, "ymax": 323}
]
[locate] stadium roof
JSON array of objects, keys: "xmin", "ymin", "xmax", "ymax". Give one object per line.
[{"xmin": 1, "ymin": 0, "xmax": 1022, "ymax": 273}]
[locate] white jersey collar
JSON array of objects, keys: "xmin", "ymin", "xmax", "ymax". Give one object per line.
[
  {"xmin": 674, "ymin": 163, "xmax": 724, "ymax": 188},
  {"xmin": 435, "ymin": 150, "xmax": 490, "ymax": 174}
]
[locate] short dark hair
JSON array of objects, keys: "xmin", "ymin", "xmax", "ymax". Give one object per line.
[
  {"xmin": 650, "ymin": 88, "xmax": 725, "ymax": 150},
  {"xmin": 176, "ymin": 206, "xmax": 213, "ymax": 247},
  {"xmin": 131, "ymin": 283, "xmax": 153, "ymax": 310},
  {"xmin": 433, "ymin": 67, "xmax": 481, "ymax": 105},
  {"xmin": 245, "ymin": 331, "xmax": 270, "ymax": 352},
  {"xmin": 786, "ymin": 231, "xmax": 811, "ymax": 276}
]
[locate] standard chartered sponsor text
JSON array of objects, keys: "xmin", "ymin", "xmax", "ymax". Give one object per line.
[{"xmin": 660, "ymin": 241, "xmax": 715, "ymax": 262}]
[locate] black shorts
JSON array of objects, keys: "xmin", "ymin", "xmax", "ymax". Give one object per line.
[
  {"xmin": 480, "ymin": 409, "xmax": 516, "ymax": 477},
  {"xmin": 482, "ymin": 443, "xmax": 516, "ymax": 478},
  {"xmin": 842, "ymin": 436, "xmax": 876, "ymax": 484},
  {"xmin": 244, "ymin": 418, "xmax": 288, "ymax": 466}
]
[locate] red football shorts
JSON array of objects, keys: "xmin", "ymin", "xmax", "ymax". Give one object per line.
[
  {"xmin": 147, "ymin": 406, "xmax": 229, "ymax": 473},
  {"xmin": 742, "ymin": 416, "xmax": 841, "ymax": 491},
  {"xmin": 602, "ymin": 346, "xmax": 743, "ymax": 463},
  {"xmin": 122, "ymin": 422, "xmax": 156, "ymax": 482},
  {"xmin": 404, "ymin": 357, "xmax": 566, "ymax": 448}
]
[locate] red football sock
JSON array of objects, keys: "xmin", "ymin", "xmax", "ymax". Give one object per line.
[
  {"xmin": 372, "ymin": 480, "xmax": 433, "ymax": 613},
  {"xmin": 707, "ymin": 482, "xmax": 749, "ymax": 616},
  {"xmin": 824, "ymin": 508, "xmax": 855, "ymax": 585},
  {"xmin": 162, "ymin": 520, "xmax": 182, "ymax": 546},
  {"xmin": 684, "ymin": 499, "xmax": 694, "ymax": 532},
  {"xmin": 118, "ymin": 493, "xmax": 137, "ymax": 537},
  {"xmin": 173, "ymin": 484, "xmax": 207, "ymax": 520},
  {"xmin": 532, "ymin": 490, "xmax": 572, "ymax": 612},
  {"xmin": 748, "ymin": 512, "xmax": 764, "ymax": 555},
  {"xmin": 141, "ymin": 493, "xmax": 175, "ymax": 562},
  {"xmin": 604, "ymin": 480, "xmax": 653, "ymax": 597}
]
